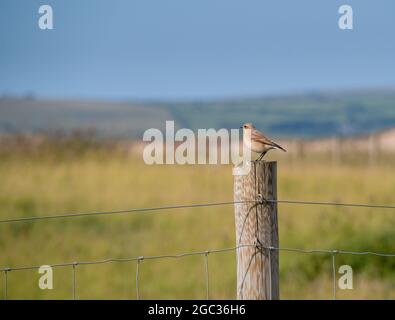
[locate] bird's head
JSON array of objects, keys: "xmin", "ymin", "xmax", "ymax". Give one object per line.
[{"xmin": 240, "ymin": 123, "xmax": 254, "ymax": 130}]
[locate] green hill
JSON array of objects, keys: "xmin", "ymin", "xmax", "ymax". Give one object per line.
[{"xmin": 1, "ymin": 88, "xmax": 395, "ymax": 138}]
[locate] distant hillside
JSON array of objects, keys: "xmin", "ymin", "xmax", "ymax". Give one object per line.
[{"xmin": 1, "ymin": 88, "xmax": 395, "ymax": 138}]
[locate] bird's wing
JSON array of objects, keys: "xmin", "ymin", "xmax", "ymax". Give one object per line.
[
  {"xmin": 251, "ymin": 129, "xmax": 275, "ymax": 145},
  {"xmin": 251, "ymin": 129, "xmax": 287, "ymax": 152}
]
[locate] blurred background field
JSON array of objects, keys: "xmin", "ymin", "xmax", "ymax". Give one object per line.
[
  {"xmin": 1, "ymin": 0, "xmax": 395, "ymax": 300},
  {"xmin": 0, "ymin": 136, "xmax": 394, "ymax": 299}
]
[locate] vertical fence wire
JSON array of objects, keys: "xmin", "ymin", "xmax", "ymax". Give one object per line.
[
  {"xmin": 72, "ymin": 263, "xmax": 77, "ymax": 300},
  {"xmin": 3, "ymin": 270, "xmax": 8, "ymax": 300},
  {"xmin": 268, "ymin": 247, "xmax": 272, "ymax": 300},
  {"xmin": 136, "ymin": 257, "xmax": 143, "ymax": 300},
  {"xmin": 332, "ymin": 252, "xmax": 337, "ymax": 300},
  {"xmin": 238, "ymin": 249, "xmax": 259, "ymax": 300},
  {"xmin": 204, "ymin": 252, "xmax": 210, "ymax": 300}
]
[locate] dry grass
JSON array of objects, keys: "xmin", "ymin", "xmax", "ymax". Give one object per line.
[{"xmin": 0, "ymin": 143, "xmax": 394, "ymax": 299}]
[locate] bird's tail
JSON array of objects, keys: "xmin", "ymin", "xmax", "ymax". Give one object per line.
[{"xmin": 272, "ymin": 142, "xmax": 287, "ymax": 152}]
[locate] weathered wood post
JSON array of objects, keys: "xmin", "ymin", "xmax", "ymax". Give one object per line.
[{"xmin": 234, "ymin": 161, "xmax": 279, "ymax": 300}]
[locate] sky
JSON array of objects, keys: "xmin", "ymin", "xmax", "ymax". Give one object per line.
[{"xmin": 0, "ymin": 0, "xmax": 394, "ymax": 100}]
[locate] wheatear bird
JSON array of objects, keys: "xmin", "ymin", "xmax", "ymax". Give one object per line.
[{"xmin": 241, "ymin": 123, "xmax": 286, "ymax": 160}]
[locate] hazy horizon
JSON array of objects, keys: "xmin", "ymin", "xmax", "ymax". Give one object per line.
[{"xmin": 2, "ymin": 85, "xmax": 395, "ymax": 104}]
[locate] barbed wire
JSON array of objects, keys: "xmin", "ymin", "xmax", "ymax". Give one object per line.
[{"xmin": 1, "ymin": 197, "xmax": 395, "ymax": 225}]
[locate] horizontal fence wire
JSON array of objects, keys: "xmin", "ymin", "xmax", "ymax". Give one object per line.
[
  {"xmin": 2, "ymin": 244, "xmax": 395, "ymax": 273},
  {"xmin": 266, "ymin": 199, "xmax": 395, "ymax": 209},
  {"xmin": 0, "ymin": 200, "xmax": 255, "ymax": 224},
  {"xmin": 1, "ymin": 198, "xmax": 395, "ymax": 224}
]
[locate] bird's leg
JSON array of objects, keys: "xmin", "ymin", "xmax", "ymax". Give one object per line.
[{"xmin": 257, "ymin": 151, "xmax": 267, "ymax": 161}]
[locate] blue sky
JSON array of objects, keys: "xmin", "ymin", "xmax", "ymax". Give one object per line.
[{"xmin": 0, "ymin": 0, "xmax": 394, "ymax": 100}]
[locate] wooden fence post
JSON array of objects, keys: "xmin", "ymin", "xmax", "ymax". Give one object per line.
[{"xmin": 234, "ymin": 160, "xmax": 279, "ymax": 300}]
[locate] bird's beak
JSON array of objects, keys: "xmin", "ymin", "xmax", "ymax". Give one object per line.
[{"xmin": 239, "ymin": 126, "xmax": 243, "ymax": 129}]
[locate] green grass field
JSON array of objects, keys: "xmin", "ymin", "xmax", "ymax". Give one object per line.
[{"xmin": 0, "ymin": 143, "xmax": 394, "ymax": 299}]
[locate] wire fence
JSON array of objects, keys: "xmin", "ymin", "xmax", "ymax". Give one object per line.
[
  {"xmin": 1, "ymin": 198, "xmax": 395, "ymax": 224},
  {"xmin": 1, "ymin": 198, "xmax": 395, "ymax": 300}
]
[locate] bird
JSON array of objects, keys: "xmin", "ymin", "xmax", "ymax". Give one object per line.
[{"xmin": 241, "ymin": 123, "xmax": 286, "ymax": 161}]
